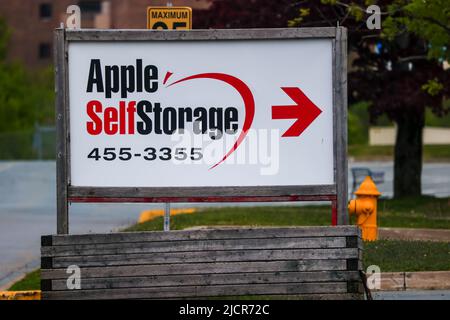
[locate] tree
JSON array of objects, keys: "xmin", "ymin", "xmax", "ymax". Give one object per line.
[
  {"xmin": 0, "ymin": 17, "xmax": 54, "ymax": 133},
  {"xmin": 196, "ymin": 0, "xmax": 303, "ymax": 28},
  {"xmin": 322, "ymin": 0, "xmax": 450, "ymax": 198},
  {"xmin": 384, "ymin": 0, "xmax": 450, "ymax": 61},
  {"xmin": 194, "ymin": 0, "xmax": 450, "ymax": 198}
]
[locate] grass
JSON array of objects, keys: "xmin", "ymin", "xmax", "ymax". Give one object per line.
[
  {"xmin": 126, "ymin": 196, "xmax": 450, "ymax": 231},
  {"xmin": 349, "ymin": 145, "xmax": 394, "ymax": 160},
  {"xmin": 7, "ymin": 269, "xmax": 40, "ymax": 291},
  {"xmin": 125, "ymin": 205, "xmax": 332, "ymax": 232},
  {"xmin": 364, "ymin": 240, "xmax": 450, "ymax": 272},
  {"xmin": 348, "ymin": 144, "xmax": 450, "ymax": 161},
  {"xmin": 377, "ymin": 196, "xmax": 450, "ymax": 229}
]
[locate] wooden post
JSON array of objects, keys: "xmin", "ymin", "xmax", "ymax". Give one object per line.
[
  {"xmin": 55, "ymin": 28, "xmax": 69, "ymax": 234},
  {"xmin": 335, "ymin": 27, "xmax": 349, "ymax": 225}
]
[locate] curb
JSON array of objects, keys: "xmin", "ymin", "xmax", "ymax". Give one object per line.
[
  {"xmin": 138, "ymin": 207, "xmax": 196, "ymax": 223},
  {"xmin": 376, "ymin": 271, "xmax": 450, "ymax": 291},
  {"xmin": 0, "ymin": 291, "xmax": 41, "ymax": 300}
]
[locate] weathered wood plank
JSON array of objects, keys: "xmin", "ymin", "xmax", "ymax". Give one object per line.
[
  {"xmin": 42, "ymin": 281, "xmax": 347, "ymax": 300},
  {"xmin": 41, "ymin": 237, "xmax": 347, "ymax": 257},
  {"xmin": 49, "ymin": 271, "xmax": 360, "ymax": 290},
  {"xmin": 50, "ymin": 248, "xmax": 359, "ymax": 268},
  {"xmin": 41, "ymin": 259, "xmax": 348, "ymax": 280},
  {"xmin": 335, "ymin": 26, "xmax": 349, "ymax": 225},
  {"xmin": 54, "ymin": 28, "xmax": 69, "ymax": 234},
  {"xmin": 68, "ymin": 185, "xmax": 337, "ymax": 201},
  {"xmin": 65, "ymin": 28, "xmax": 337, "ymax": 42},
  {"xmin": 199, "ymin": 293, "xmax": 365, "ymax": 300},
  {"xmin": 45, "ymin": 226, "xmax": 360, "ymax": 246}
]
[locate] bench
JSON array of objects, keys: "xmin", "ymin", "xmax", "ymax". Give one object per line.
[{"xmin": 40, "ymin": 226, "xmax": 364, "ymax": 300}]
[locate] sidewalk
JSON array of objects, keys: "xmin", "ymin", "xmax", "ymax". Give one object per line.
[
  {"xmin": 373, "ymin": 290, "xmax": 450, "ymax": 300},
  {"xmin": 376, "ymin": 271, "xmax": 450, "ymax": 291}
]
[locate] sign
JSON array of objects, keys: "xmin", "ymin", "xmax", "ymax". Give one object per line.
[
  {"xmin": 55, "ymin": 28, "xmax": 348, "ymax": 233},
  {"xmin": 69, "ymin": 38, "xmax": 333, "ymax": 187},
  {"xmin": 147, "ymin": 7, "xmax": 192, "ymax": 30}
]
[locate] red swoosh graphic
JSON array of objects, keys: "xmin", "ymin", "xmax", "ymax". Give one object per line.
[{"xmin": 167, "ymin": 73, "xmax": 255, "ymax": 169}]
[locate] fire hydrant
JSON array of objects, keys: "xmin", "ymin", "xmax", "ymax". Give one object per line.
[{"xmin": 348, "ymin": 176, "xmax": 381, "ymax": 241}]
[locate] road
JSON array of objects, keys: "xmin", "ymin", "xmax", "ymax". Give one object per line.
[
  {"xmin": 352, "ymin": 161, "xmax": 450, "ymax": 198},
  {"xmin": 1, "ymin": 160, "xmax": 449, "ymax": 288}
]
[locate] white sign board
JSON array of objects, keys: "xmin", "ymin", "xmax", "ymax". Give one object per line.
[{"xmin": 68, "ymin": 39, "xmax": 334, "ymax": 187}]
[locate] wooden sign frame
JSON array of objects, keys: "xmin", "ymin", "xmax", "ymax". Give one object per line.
[{"xmin": 54, "ymin": 27, "xmax": 348, "ymax": 234}]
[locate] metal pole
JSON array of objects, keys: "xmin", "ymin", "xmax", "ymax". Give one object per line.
[{"xmin": 164, "ymin": 203, "xmax": 170, "ymax": 231}]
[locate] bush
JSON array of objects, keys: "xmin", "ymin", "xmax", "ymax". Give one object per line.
[{"xmin": 348, "ymin": 101, "xmax": 370, "ymax": 145}]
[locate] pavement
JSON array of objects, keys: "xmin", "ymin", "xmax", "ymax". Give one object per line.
[
  {"xmin": 349, "ymin": 161, "xmax": 450, "ymax": 198},
  {"xmin": 0, "ymin": 160, "xmax": 450, "ymax": 289},
  {"xmin": 377, "ymin": 271, "xmax": 450, "ymax": 291},
  {"xmin": 373, "ymin": 290, "xmax": 450, "ymax": 300},
  {"xmin": 0, "ymin": 161, "xmax": 145, "ymax": 289}
]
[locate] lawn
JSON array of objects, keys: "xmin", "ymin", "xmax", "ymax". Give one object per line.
[
  {"xmin": 126, "ymin": 196, "xmax": 450, "ymax": 231},
  {"xmin": 364, "ymin": 240, "xmax": 450, "ymax": 272},
  {"xmin": 348, "ymin": 144, "xmax": 450, "ymax": 162},
  {"xmin": 7, "ymin": 269, "xmax": 40, "ymax": 291}
]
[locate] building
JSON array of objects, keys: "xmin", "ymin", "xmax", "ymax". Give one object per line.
[{"xmin": 0, "ymin": 0, "xmax": 210, "ymax": 69}]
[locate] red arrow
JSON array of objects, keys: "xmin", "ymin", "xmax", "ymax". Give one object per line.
[{"xmin": 271, "ymin": 87, "xmax": 322, "ymax": 137}]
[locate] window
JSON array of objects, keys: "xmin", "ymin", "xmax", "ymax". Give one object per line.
[
  {"xmin": 78, "ymin": 1, "xmax": 101, "ymax": 14},
  {"xmin": 39, "ymin": 3, "xmax": 52, "ymax": 19},
  {"xmin": 39, "ymin": 43, "xmax": 51, "ymax": 59}
]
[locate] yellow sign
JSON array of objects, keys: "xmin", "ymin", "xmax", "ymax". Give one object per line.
[{"xmin": 147, "ymin": 7, "xmax": 192, "ymax": 30}]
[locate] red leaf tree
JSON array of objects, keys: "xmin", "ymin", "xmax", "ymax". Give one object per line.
[{"xmin": 194, "ymin": 0, "xmax": 450, "ymax": 198}]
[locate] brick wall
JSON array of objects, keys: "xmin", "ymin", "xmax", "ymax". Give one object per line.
[{"xmin": 0, "ymin": 0, "xmax": 210, "ymax": 69}]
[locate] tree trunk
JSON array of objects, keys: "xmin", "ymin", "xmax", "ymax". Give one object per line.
[{"xmin": 393, "ymin": 109, "xmax": 424, "ymax": 198}]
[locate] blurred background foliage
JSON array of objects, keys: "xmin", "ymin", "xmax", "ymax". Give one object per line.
[
  {"xmin": 0, "ymin": 17, "xmax": 54, "ymax": 159},
  {"xmin": 348, "ymin": 99, "xmax": 450, "ymax": 147},
  {"xmin": 0, "ymin": 1, "xmax": 449, "ymax": 160}
]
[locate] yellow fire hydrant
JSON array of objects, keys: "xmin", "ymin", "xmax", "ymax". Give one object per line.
[{"xmin": 348, "ymin": 176, "xmax": 381, "ymax": 241}]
